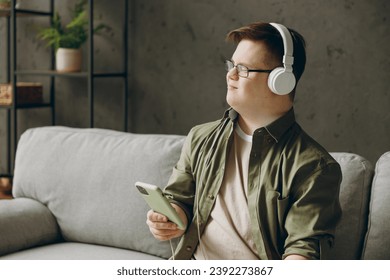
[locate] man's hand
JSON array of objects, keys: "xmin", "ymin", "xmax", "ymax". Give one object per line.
[{"xmin": 146, "ymin": 204, "xmax": 188, "ymax": 241}]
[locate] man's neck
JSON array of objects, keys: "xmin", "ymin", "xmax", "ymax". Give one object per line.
[{"xmin": 237, "ymin": 106, "xmax": 292, "ymax": 135}]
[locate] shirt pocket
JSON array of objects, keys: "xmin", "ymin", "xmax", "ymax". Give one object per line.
[
  {"xmin": 276, "ymin": 192, "xmax": 290, "ymax": 231},
  {"xmin": 267, "ymin": 190, "xmax": 290, "ymax": 237}
]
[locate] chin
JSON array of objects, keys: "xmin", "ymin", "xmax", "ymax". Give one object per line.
[
  {"xmin": 226, "ymin": 98, "xmax": 241, "ymax": 114},
  {"xmin": 226, "ymin": 89, "xmax": 240, "ymax": 104},
  {"xmin": 226, "ymin": 92, "xmax": 234, "ymax": 107}
]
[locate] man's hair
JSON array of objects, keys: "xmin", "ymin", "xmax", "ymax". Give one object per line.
[{"xmin": 226, "ymin": 22, "xmax": 306, "ymax": 98}]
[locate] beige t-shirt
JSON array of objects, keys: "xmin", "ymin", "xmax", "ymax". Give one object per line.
[{"xmin": 194, "ymin": 124, "xmax": 259, "ymax": 260}]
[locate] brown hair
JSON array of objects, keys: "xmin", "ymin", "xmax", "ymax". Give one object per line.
[{"xmin": 226, "ymin": 22, "xmax": 306, "ymax": 97}]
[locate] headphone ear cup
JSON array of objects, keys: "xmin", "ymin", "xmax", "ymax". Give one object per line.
[{"xmin": 268, "ymin": 67, "xmax": 296, "ymax": 95}]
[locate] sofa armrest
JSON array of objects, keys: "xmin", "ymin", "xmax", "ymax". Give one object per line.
[{"xmin": 0, "ymin": 198, "xmax": 61, "ymax": 256}]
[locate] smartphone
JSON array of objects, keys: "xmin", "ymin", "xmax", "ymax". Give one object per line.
[{"xmin": 135, "ymin": 181, "xmax": 186, "ymax": 230}]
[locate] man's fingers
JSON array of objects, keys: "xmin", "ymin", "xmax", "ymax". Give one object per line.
[
  {"xmin": 147, "ymin": 221, "xmax": 181, "ymax": 241},
  {"xmin": 147, "ymin": 209, "xmax": 168, "ymax": 223},
  {"xmin": 146, "ymin": 209, "xmax": 178, "ymax": 231},
  {"xmin": 146, "ymin": 219, "xmax": 177, "ymax": 230},
  {"xmin": 146, "ymin": 209, "xmax": 185, "ymax": 241},
  {"xmin": 149, "ymin": 227, "xmax": 184, "ymax": 241}
]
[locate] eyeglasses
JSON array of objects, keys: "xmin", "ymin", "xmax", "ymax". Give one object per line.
[{"xmin": 225, "ymin": 59, "xmax": 273, "ymax": 78}]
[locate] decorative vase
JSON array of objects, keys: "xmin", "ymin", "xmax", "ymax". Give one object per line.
[{"xmin": 55, "ymin": 48, "xmax": 82, "ymax": 72}]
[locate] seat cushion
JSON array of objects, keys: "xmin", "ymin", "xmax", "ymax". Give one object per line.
[
  {"xmin": 13, "ymin": 126, "xmax": 185, "ymax": 259},
  {"xmin": 0, "ymin": 242, "xmax": 163, "ymax": 260},
  {"xmin": 362, "ymin": 151, "xmax": 390, "ymax": 259},
  {"xmin": 328, "ymin": 153, "xmax": 374, "ymax": 259}
]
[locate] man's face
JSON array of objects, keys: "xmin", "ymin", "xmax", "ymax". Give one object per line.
[{"xmin": 226, "ymin": 39, "xmax": 279, "ymax": 114}]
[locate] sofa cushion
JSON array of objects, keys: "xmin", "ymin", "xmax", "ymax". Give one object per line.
[
  {"xmin": 328, "ymin": 153, "xmax": 374, "ymax": 259},
  {"xmin": 0, "ymin": 242, "xmax": 163, "ymax": 260},
  {"xmin": 362, "ymin": 151, "xmax": 390, "ymax": 259},
  {"xmin": 13, "ymin": 126, "xmax": 185, "ymax": 259},
  {"xmin": 0, "ymin": 197, "xmax": 61, "ymax": 256}
]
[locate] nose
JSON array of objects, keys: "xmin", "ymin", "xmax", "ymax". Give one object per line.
[{"xmin": 226, "ymin": 67, "xmax": 239, "ymax": 80}]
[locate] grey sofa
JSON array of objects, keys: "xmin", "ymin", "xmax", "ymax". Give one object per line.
[{"xmin": 0, "ymin": 126, "xmax": 389, "ymax": 260}]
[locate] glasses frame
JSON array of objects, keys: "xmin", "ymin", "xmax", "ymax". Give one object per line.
[{"xmin": 225, "ymin": 59, "xmax": 273, "ymax": 78}]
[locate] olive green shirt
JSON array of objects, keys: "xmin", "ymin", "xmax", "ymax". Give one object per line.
[{"xmin": 164, "ymin": 107, "xmax": 342, "ymax": 260}]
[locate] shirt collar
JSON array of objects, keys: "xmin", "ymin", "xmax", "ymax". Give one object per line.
[
  {"xmin": 223, "ymin": 107, "xmax": 296, "ymax": 143},
  {"xmin": 223, "ymin": 107, "xmax": 239, "ymax": 121},
  {"xmin": 262, "ymin": 108, "xmax": 296, "ymax": 143}
]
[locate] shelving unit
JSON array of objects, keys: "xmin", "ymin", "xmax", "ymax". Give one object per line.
[{"xmin": 0, "ymin": 0, "xmax": 129, "ymax": 178}]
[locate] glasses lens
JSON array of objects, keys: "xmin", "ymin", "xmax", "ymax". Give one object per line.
[
  {"xmin": 225, "ymin": 60, "xmax": 234, "ymax": 72},
  {"xmin": 236, "ymin": 65, "xmax": 248, "ymax": 78}
]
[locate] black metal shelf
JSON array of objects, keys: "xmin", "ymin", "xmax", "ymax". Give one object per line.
[
  {"xmin": 0, "ymin": 102, "xmax": 51, "ymax": 110},
  {"xmin": 0, "ymin": 8, "xmax": 52, "ymax": 17},
  {"xmin": 15, "ymin": 70, "xmax": 127, "ymax": 78},
  {"xmin": 15, "ymin": 70, "xmax": 89, "ymax": 78},
  {"xmin": 14, "ymin": 8, "xmax": 52, "ymax": 16},
  {"xmin": 1, "ymin": 0, "xmax": 129, "ymax": 178},
  {"xmin": 0, "ymin": 9, "xmax": 10, "ymax": 17}
]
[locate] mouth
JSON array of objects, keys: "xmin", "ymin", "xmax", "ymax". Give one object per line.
[{"xmin": 227, "ymin": 85, "xmax": 238, "ymax": 90}]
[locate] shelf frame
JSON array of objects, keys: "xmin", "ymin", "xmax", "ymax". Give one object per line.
[{"xmin": 1, "ymin": 0, "xmax": 129, "ymax": 177}]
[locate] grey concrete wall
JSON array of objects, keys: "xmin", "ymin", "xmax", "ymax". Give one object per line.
[
  {"xmin": 1, "ymin": 0, "xmax": 389, "ymax": 174},
  {"xmin": 132, "ymin": 0, "xmax": 390, "ymax": 164}
]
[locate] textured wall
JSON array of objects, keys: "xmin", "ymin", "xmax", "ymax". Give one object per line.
[
  {"xmin": 132, "ymin": 0, "xmax": 390, "ymax": 163},
  {"xmin": 1, "ymin": 0, "xmax": 389, "ymax": 174}
]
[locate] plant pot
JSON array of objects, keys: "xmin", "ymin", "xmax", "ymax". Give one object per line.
[{"xmin": 56, "ymin": 48, "xmax": 82, "ymax": 72}]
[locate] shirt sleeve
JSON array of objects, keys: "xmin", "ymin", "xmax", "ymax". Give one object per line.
[
  {"xmin": 163, "ymin": 128, "xmax": 196, "ymax": 223},
  {"xmin": 282, "ymin": 162, "xmax": 342, "ymax": 259}
]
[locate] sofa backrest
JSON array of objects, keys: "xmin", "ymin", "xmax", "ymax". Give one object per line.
[
  {"xmin": 13, "ymin": 126, "xmax": 185, "ymax": 259},
  {"xmin": 362, "ymin": 151, "xmax": 390, "ymax": 260},
  {"xmin": 328, "ymin": 153, "xmax": 374, "ymax": 259},
  {"xmin": 13, "ymin": 126, "xmax": 387, "ymax": 260}
]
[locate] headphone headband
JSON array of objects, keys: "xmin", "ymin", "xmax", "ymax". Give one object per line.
[
  {"xmin": 269, "ymin": 22, "xmax": 294, "ymax": 70},
  {"xmin": 267, "ymin": 22, "xmax": 296, "ymax": 95}
]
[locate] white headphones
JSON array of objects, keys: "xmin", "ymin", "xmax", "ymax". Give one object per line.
[{"xmin": 268, "ymin": 23, "xmax": 296, "ymax": 95}]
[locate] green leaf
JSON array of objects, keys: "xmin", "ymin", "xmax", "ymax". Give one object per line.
[{"xmin": 36, "ymin": 0, "xmax": 109, "ymax": 51}]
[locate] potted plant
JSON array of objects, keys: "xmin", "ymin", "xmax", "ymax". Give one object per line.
[{"xmin": 37, "ymin": 0, "xmax": 107, "ymax": 72}]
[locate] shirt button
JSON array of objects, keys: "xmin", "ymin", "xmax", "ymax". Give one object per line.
[
  {"xmin": 208, "ymin": 194, "xmax": 215, "ymax": 200},
  {"xmin": 186, "ymin": 246, "xmax": 192, "ymax": 251}
]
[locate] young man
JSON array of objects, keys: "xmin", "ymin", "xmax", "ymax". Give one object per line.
[{"xmin": 146, "ymin": 21, "xmax": 342, "ymax": 260}]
